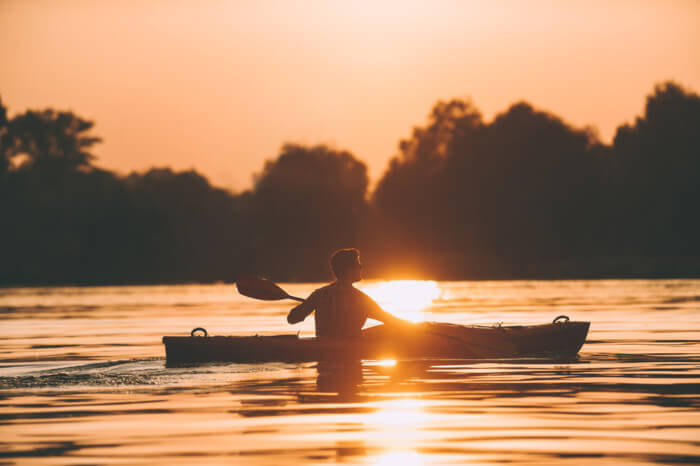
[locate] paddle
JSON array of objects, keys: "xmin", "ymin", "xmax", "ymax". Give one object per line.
[
  {"xmin": 236, "ymin": 275, "xmax": 304, "ymax": 302},
  {"xmin": 235, "ymin": 276, "xmax": 515, "ymax": 356}
]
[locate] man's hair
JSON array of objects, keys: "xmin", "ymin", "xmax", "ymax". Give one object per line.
[{"xmin": 330, "ymin": 248, "xmax": 360, "ymax": 279}]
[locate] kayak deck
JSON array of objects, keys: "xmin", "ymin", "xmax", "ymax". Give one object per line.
[{"xmin": 162, "ymin": 320, "xmax": 590, "ymax": 363}]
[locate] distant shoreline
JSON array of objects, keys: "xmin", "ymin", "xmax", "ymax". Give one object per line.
[{"xmin": 2, "ymin": 260, "xmax": 699, "ymax": 288}]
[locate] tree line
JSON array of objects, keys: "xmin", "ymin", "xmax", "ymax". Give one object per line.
[{"xmin": 1, "ymin": 81, "xmax": 699, "ymax": 285}]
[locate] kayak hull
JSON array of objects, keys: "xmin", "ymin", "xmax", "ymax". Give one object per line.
[{"xmin": 162, "ymin": 321, "xmax": 590, "ymax": 363}]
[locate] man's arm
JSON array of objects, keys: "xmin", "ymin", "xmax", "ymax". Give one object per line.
[{"xmin": 287, "ymin": 290, "xmax": 318, "ymax": 324}]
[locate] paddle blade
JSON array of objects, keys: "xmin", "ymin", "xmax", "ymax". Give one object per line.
[{"xmin": 236, "ymin": 276, "xmax": 290, "ymax": 301}]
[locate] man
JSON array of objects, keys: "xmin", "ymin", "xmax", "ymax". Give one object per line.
[{"xmin": 287, "ymin": 248, "xmax": 412, "ymax": 337}]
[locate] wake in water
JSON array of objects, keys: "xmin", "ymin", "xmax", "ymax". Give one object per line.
[{"xmin": 0, "ymin": 358, "xmax": 300, "ymax": 389}]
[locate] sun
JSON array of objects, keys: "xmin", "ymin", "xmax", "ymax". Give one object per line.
[{"xmin": 359, "ymin": 280, "xmax": 441, "ymax": 322}]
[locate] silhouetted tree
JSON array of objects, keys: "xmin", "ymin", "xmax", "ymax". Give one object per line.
[
  {"xmin": 4, "ymin": 108, "xmax": 100, "ymax": 173},
  {"xmin": 2, "ymin": 81, "xmax": 699, "ymax": 285},
  {"xmin": 0, "ymin": 96, "xmax": 9, "ymax": 176},
  {"xmin": 248, "ymin": 143, "xmax": 370, "ymax": 280},
  {"xmin": 0, "ymin": 104, "xmax": 107, "ymax": 283},
  {"xmin": 374, "ymin": 101, "xmax": 482, "ymax": 235},
  {"xmin": 612, "ymin": 81, "xmax": 700, "ymax": 256},
  {"xmin": 451, "ymin": 102, "xmax": 601, "ymax": 261},
  {"xmin": 124, "ymin": 168, "xmax": 245, "ymax": 282},
  {"xmin": 373, "ymin": 99, "xmax": 604, "ymax": 277},
  {"xmin": 370, "ymin": 100, "xmax": 484, "ymax": 275}
]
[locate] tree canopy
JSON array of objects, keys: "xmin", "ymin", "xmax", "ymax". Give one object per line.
[
  {"xmin": 248, "ymin": 143, "xmax": 370, "ymax": 280},
  {"xmin": 1, "ymin": 81, "xmax": 699, "ymax": 284}
]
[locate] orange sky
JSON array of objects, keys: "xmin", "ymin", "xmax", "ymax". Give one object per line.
[{"xmin": 1, "ymin": 0, "xmax": 699, "ymax": 191}]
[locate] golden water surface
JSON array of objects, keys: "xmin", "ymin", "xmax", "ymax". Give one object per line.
[{"xmin": 1, "ymin": 280, "xmax": 699, "ymax": 465}]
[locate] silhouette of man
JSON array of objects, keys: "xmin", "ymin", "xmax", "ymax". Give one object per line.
[{"xmin": 287, "ymin": 248, "xmax": 411, "ymax": 337}]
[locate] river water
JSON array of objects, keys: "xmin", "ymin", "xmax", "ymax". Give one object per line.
[{"xmin": 1, "ymin": 279, "xmax": 699, "ymax": 465}]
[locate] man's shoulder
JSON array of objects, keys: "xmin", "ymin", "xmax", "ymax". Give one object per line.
[
  {"xmin": 313, "ymin": 283, "xmax": 335, "ymax": 294},
  {"xmin": 347, "ymin": 285, "xmax": 379, "ymax": 306},
  {"xmin": 316, "ymin": 283, "xmax": 369, "ymax": 299},
  {"xmin": 309, "ymin": 283, "xmax": 336, "ymax": 299},
  {"xmin": 349, "ymin": 286, "xmax": 372, "ymax": 298}
]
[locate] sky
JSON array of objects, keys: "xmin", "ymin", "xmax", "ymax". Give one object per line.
[{"xmin": 1, "ymin": 0, "xmax": 699, "ymax": 192}]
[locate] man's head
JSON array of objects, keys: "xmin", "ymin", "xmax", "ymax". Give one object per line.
[{"xmin": 330, "ymin": 248, "xmax": 362, "ymax": 282}]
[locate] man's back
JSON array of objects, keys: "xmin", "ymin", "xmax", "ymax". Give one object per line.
[
  {"xmin": 311, "ymin": 282, "xmax": 372, "ymax": 337},
  {"xmin": 286, "ymin": 248, "xmax": 410, "ymax": 337},
  {"xmin": 288, "ymin": 281, "xmax": 399, "ymax": 338}
]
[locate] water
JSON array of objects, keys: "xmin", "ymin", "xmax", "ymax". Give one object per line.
[{"xmin": 1, "ymin": 280, "xmax": 699, "ymax": 465}]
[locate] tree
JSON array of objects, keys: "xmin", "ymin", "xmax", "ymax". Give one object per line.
[
  {"xmin": 372, "ymin": 98, "xmax": 603, "ymax": 277},
  {"xmin": 248, "ymin": 143, "xmax": 370, "ymax": 280},
  {"xmin": 4, "ymin": 108, "xmax": 101, "ymax": 173},
  {"xmin": 0, "ymin": 96, "xmax": 8, "ymax": 175},
  {"xmin": 372, "ymin": 100, "xmax": 483, "ymax": 271},
  {"xmin": 124, "ymin": 168, "xmax": 244, "ymax": 282},
  {"xmin": 612, "ymin": 81, "xmax": 700, "ymax": 255},
  {"xmin": 448, "ymin": 102, "xmax": 601, "ymax": 259}
]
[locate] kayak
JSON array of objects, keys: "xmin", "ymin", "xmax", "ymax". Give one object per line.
[{"xmin": 162, "ymin": 316, "xmax": 590, "ymax": 363}]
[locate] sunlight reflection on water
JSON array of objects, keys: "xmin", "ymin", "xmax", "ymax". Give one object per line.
[
  {"xmin": 373, "ymin": 450, "xmax": 425, "ymax": 466},
  {"xmin": 0, "ymin": 279, "xmax": 699, "ymax": 464},
  {"xmin": 359, "ymin": 280, "xmax": 442, "ymax": 321}
]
